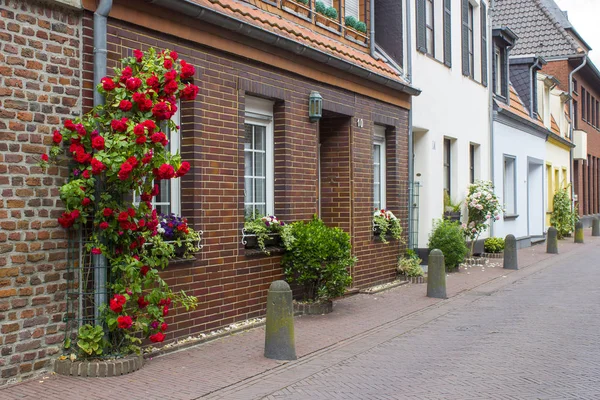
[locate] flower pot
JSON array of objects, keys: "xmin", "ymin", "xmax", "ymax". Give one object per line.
[
  {"xmin": 244, "ymin": 235, "xmax": 259, "ymax": 249},
  {"xmin": 174, "ymin": 244, "xmax": 186, "ymax": 258},
  {"xmin": 443, "ymin": 211, "xmax": 461, "ymax": 222}
]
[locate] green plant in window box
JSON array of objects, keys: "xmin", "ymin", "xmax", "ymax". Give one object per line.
[
  {"xmin": 295, "ymin": 0, "xmax": 309, "ymax": 5},
  {"xmin": 324, "ymin": 6, "xmax": 338, "ymax": 19},
  {"xmin": 315, "ymin": 0, "xmax": 326, "ymax": 14},
  {"xmin": 244, "ymin": 213, "xmax": 285, "ymax": 254},
  {"xmin": 345, "ymin": 15, "xmax": 358, "ymax": 29},
  {"xmin": 373, "ymin": 208, "xmax": 403, "ymax": 244},
  {"xmin": 355, "ymin": 21, "xmax": 367, "ymax": 33}
]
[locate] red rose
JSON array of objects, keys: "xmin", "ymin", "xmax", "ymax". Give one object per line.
[
  {"xmin": 132, "ymin": 92, "xmax": 146, "ymax": 104},
  {"xmin": 91, "ymin": 158, "xmax": 106, "ymax": 175},
  {"xmin": 133, "ymin": 124, "xmax": 145, "ymax": 136},
  {"xmin": 146, "ymin": 75, "xmax": 159, "ymax": 90},
  {"xmin": 109, "ymin": 294, "xmax": 126, "ymax": 313},
  {"xmin": 126, "ymin": 157, "xmax": 139, "ymax": 168},
  {"xmin": 163, "ymin": 305, "xmax": 169, "ymax": 317},
  {"xmin": 117, "ymin": 315, "xmax": 133, "ymax": 329},
  {"xmin": 163, "ymin": 58, "xmax": 173, "ymax": 69},
  {"xmin": 91, "ymin": 136, "xmax": 105, "ymax": 151},
  {"xmin": 128, "ymin": 208, "xmax": 136, "ymax": 217},
  {"xmin": 118, "ymin": 162, "xmax": 133, "ymax": 181},
  {"xmin": 57, "ymin": 210, "xmax": 79, "ymax": 228},
  {"xmin": 164, "ymin": 79, "xmax": 178, "ymax": 95},
  {"xmin": 71, "ymin": 209, "xmax": 80, "ymax": 219},
  {"xmin": 170, "ymin": 51, "xmax": 178, "ymax": 61},
  {"xmin": 138, "ymin": 219, "xmax": 146, "ymax": 228},
  {"xmin": 133, "ymin": 49, "xmax": 143, "ymax": 63},
  {"xmin": 155, "ymin": 164, "xmax": 175, "ymax": 180},
  {"xmin": 52, "ymin": 130, "xmax": 63, "ymax": 144},
  {"xmin": 140, "ymin": 98, "xmax": 153, "ymax": 112},
  {"xmin": 180, "ymin": 60, "xmax": 195, "ymax": 79},
  {"xmin": 143, "ymin": 120, "xmax": 157, "ymax": 132},
  {"xmin": 176, "ymin": 161, "xmax": 191, "ymax": 177},
  {"xmin": 151, "ymin": 184, "xmax": 159, "ymax": 196},
  {"xmin": 164, "ymin": 70, "xmax": 177, "ymax": 82},
  {"xmin": 41, "ymin": 154, "xmax": 49, "ymax": 162},
  {"xmin": 73, "ymin": 148, "xmax": 92, "ymax": 164},
  {"xmin": 103, "ymin": 207, "xmax": 113, "ymax": 217},
  {"xmin": 99, "ymin": 221, "xmax": 109, "ymax": 230},
  {"xmin": 91, "ymin": 247, "xmax": 102, "ymax": 255},
  {"xmin": 149, "ymin": 332, "xmax": 165, "ymax": 343},
  {"xmin": 117, "ymin": 211, "xmax": 129, "ymax": 222},
  {"xmin": 119, "ymin": 100, "xmax": 133, "ymax": 112},
  {"xmin": 111, "ymin": 118, "xmax": 128, "ymax": 132},
  {"xmin": 75, "ymin": 124, "xmax": 87, "ymax": 137},
  {"xmin": 81, "ymin": 198, "xmax": 91, "ymax": 206},
  {"xmin": 152, "ymin": 101, "xmax": 171, "ymax": 120},
  {"xmin": 136, "ymin": 136, "xmax": 147, "ymax": 145},
  {"xmin": 101, "ymin": 77, "xmax": 116, "ymax": 91},
  {"xmin": 82, "ymin": 170, "xmax": 90, "ymax": 179},
  {"xmin": 137, "ymin": 296, "xmax": 149, "ymax": 309},
  {"xmin": 140, "ymin": 192, "xmax": 151, "ymax": 201},
  {"xmin": 160, "ymin": 322, "xmax": 168, "ymax": 331},
  {"xmin": 120, "ymin": 66, "xmax": 133, "ymax": 82},
  {"xmin": 140, "ymin": 265, "xmax": 150, "ymax": 276},
  {"xmin": 142, "ymin": 152, "xmax": 153, "ymax": 165},
  {"xmin": 125, "ymin": 77, "xmax": 142, "ymax": 91},
  {"xmin": 151, "ymin": 132, "xmax": 166, "ymax": 144},
  {"xmin": 180, "ymin": 83, "xmax": 199, "ymax": 101}
]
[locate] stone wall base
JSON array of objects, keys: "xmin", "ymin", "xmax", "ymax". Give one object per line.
[{"xmin": 54, "ymin": 355, "xmax": 144, "ymax": 377}]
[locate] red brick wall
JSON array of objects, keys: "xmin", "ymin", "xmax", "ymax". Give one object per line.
[
  {"xmin": 0, "ymin": 0, "xmax": 82, "ymax": 385},
  {"xmin": 543, "ymin": 60, "xmax": 600, "ymax": 216},
  {"xmin": 79, "ymin": 14, "xmax": 410, "ymax": 343}
]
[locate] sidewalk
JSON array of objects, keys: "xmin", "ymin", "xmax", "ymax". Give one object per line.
[{"xmin": 0, "ymin": 231, "xmax": 594, "ymax": 399}]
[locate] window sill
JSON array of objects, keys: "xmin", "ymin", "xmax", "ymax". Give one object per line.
[
  {"xmin": 503, "ymin": 214, "xmax": 519, "ymax": 220},
  {"xmin": 168, "ymin": 255, "xmax": 197, "ymax": 266}
]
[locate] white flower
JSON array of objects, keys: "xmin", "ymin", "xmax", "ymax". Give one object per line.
[{"xmin": 157, "ymin": 227, "xmax": 165, "ymax": 234}]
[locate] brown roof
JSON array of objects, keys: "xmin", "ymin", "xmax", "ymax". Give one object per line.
[
  {"xmin": 496, "ymin": 85, "xmax": 546, "ymax": 129},
  {"xmin": 550, "ymin": 115, "xmax": 561, "ymax": 136},
  {"xmin": 189, "ymin": 0, "xmax": 406, "ymax": 84}
]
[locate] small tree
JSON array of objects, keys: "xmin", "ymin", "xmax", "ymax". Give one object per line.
[
  {"xmin": 463, "ymin": 180, "xmax": 504, "ymax": 255},
  {"xmin": 550, "ymin": 186, "xmax": 577, "ymax": 239}
]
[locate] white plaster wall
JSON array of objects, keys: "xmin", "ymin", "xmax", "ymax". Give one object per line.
[
  {"xmin": 492, "ymin": 120, "xmax": 546, "ymax": 240},
  {"xmin": 410, "ymin": 0, "xmax": 491, "ymax": 248}
]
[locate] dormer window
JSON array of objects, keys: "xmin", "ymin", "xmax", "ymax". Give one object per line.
[
  {"xmin": 493, "ymin": 46, "xmax": 505, "ymax": 97},
  {"xmin": 491, "ymin": 27, "xmax": 517, "ymax": 101}
]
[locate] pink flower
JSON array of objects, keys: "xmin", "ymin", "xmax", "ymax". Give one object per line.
[{"xmin": 91, "ymin": 247, "xmax": 102, "ymax": 255}]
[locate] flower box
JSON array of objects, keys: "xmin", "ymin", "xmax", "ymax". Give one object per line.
[
  {"xmin": 244, "ymin": 233, "xmax": 281, "ymax": 249},
  {"xmin": 316, "ymin": 13, "xmax": 339, "ymax": 30},
  {"xmin": 344, "ymin": 26, "xmax": 367, "ymax": 44},
  {"xmin": 443, "ymin": 211, "xmax": 461, "ymax": 222},
  {"xmin": 282, "ymin": 0, "xmax": 310, "ymax": 17}
]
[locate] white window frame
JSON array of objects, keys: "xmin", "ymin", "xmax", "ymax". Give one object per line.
[
  {"xmin": 494, "ymin": 46, "xmax": 502, "ymax": 96},
  {"xmin": 135, "ymin": 102, "xmax": 181, "ymax": 216},
  {"xmin": 503, "ymin": 155, "xmax": 517, "ymax": 215},
  {"xmin": 244, "ymin": 97, "xmax": 274, "ymax": 217},
  {"xmin": 373, "ymin": 125, "xmax": 386, "ymax": 210},
  {"xmin": 425, "ymin": 0, "xmax": 435, "ymax": 56},
  {"xmin": 467, "ymin": 3, "xmax": 474, "ymax": 79}
]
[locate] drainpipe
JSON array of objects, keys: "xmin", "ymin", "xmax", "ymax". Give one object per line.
[
  {"xmin": 405, "ymin": 0, "xmax": 414, "ymax": 248},
  {"xmin": 568, "ymin": 55, "xmax": 587, "ymax": 213},
  {"xmin": 369, "ymin": 0, "xmax": 377, "ymax": 60},
  {"xmin": 93, "ymin": 0, "xmax": 113, "ymax": 325}
]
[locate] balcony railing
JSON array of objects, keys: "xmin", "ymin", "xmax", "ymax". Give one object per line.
[{"xmin": 267, "ymin": 0, "xmax": 369, "ymax": 46}]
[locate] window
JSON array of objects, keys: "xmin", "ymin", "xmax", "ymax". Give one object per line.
[
  {"xmin": 503, "ymin": 156, "xmax": 516, "ymax": 215},
  {"xmin": 480, "ymin": 2, "xmax": 488, "ymax": 86},
  {"xmin": 596, "ymin": 99, "xmax": 599, "ymax": 127},
  {"xmin": 373, "ymin": 126, "xmax": 386, "ymax": 210},
  {"xmin": 443, "ymin": 138, "xmax": 451, "ymax": 197},
  {"xmin": 573, "ymin": 78, "xmax": 578, "ymax": 94},
  {"xmin": 135, "ymin": 103, "xmax": 181, "ymax": 216},
  {"xmin": 582, "ymin": 87, "xmax": 587, "ymax": 121},
  {"xmin": 587, "ymin": 91, "xmax": 591, "ymax": 123},
  {"xmin": 573, "ymin": 99, "xmax": 578, "ymax": 129},
  {"xmin": 469, "ymin": 144, "xmax": 476, "ymax": 183},
  {"xmin": 493, "ymin": 46, "xmax": 503, "ymax": 96},
  {"xmin": 244, "ymin": 97, "xmax": 274, "ymax": 217},
  {"xmin": 467, "ymin": 3, "xmax": 474, "ymax": 78},
  {"xmin": 426, "ymin": 0, "xmax": 434, "ymax": 56}
]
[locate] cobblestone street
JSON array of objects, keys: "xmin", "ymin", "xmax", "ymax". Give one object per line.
[{"xmin": 1, "ymin": 236, "xmax": 598, "ymax": 399}]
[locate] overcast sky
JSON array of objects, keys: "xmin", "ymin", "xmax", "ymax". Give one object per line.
[{"xmin": 555, "ymin": 0, "xmax": 600, "ymax": 66}]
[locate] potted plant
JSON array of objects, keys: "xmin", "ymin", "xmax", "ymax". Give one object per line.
[
  {"xmin": 281, "ymin": 216, "xmax": 354, "ymax": 314},
  {"xmin": 243, "ymin": 214, "xmax": 285, "ymax": 254},
  {"xmin": 463, "ymin": 180, "xmax": 504, "ymax": 256},
  {"xmin": 373, "ymin": 208, "xmax": 403, "ymax": 244},
  {"xmin": 157, "ymin": 213, "xmax": 201, "ymax": 258},
  {"xmin": 315, "ymin": 2, "xmax": 339, "ymax": 29},
  {"xmin": 483, "ymin": 237, "xmax": 505, "ymax": 258},
  {"xmin": 397, "ymin": 249, "xmax": 424, "ymax": 283},
  {"xmin": 443, "ymin": 191, "xmax": 462, "ymax": 222},
  {"xmin": 344, "ymin": 16, "xmax": 367, "ymax": 42}
]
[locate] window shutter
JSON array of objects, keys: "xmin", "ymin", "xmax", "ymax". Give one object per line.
[
  {"xmin": 461, "ymin": 0, "xmax": 469, "ymax": 76},
  {"xmin": 480, "ymin": 2, "xmax": 488, "ymax": 86},
  {"xmin": 443, "ymin": 0, "xmax": 452, "ymax": 67},
  {"xmin": 416, "ymin": 0, "xmax": 427, "ymax": 53}
]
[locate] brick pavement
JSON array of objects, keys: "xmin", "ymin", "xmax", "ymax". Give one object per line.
[{"xmin": 0, "ymin": 231, "xmax": 595, "ymax": 399}]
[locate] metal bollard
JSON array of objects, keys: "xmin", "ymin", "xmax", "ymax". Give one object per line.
[
  {"xmin": 264, "ymin": 280, "xmax": 296, "ymax": 360},
  {"xmin": 546, "ymin": 227, "xmax": 558, "ymax": 254},
  {"xmin": 592, "ymin": 218, "xmax": 600, "ymax": 237},
  {"xmin": 427, "ymin": 249, "xmax": 446, "ymax": 299},
  {"xmin": 503, "ymin": 234, "xmax": 518, "ymax": 270},
  {"xmin": 574, "ymin": 221, "xmax": 584, "ymax": 243}
]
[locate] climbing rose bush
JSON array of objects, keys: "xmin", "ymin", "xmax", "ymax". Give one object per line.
[
  {"xmin": 462, "ymin": 180, "xmax": 504, "ymax": 253},
  {"xmin": 43, "ymin": 48, "xmax": 199, "ymax": 356}
]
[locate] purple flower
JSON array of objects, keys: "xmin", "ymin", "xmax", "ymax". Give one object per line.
[
  {"xmin": 73, "ymin": 169, "xmax": 80, "ymax": 176},
  {"xmin": 150, "ymin": 321, "xmax": 159, "ymax": 329}
]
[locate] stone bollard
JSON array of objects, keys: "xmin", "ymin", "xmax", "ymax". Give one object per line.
[
  {"xmin": 264, "ymin": 280, "xmax": 296, "ymax": 360},
  {"xmin": 574, "ymin": 221, "xmax": 584, "ymax": 243},
  {"xmin": 427, "ymin": 249, "xmax": 446, "ymax": 299},
  {"xmin": 593, "ymin": 218, "xmax": 600, "ymax": 237},
  {"xmin": 546, "ymin": 227, "xmax": 558, "ymax": 254},
  {"xmin": 503, "ymin": 234, "xmax": 518, "ymax": 270}
]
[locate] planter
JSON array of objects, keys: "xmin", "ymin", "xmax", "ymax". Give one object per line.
[
  {"xmin": 282, "ymin": 0, "xmax": 310, "ymax": 17},
  {"xmin": 316, "ymin": 13, "xmax": 340, "ymax": 30},
  {"xmin": 54, "ymin": 354, "xmax": 144, "ymax": 377},
  {"xmin": 403, "ymin": 275, "xmax": 426, "ymax": 284},
  {"xmin": 293, "ymin": 299, "xmax": 333, "ymax": 315},
  {"xmin": 481, "ymin": 252, "xmax": 503, "ymax": 259},
  {"xmin": 344, "ymin": 26, "xmax": 367, "ymax": 44},
  {"xmin": 443, "ymin": 211, "xmax": 461, "ymax": 222},
  {"xmin": 244, "ymin": 233, "xmax": 281, "ymax": 250},
  {"xmin": 174, "ymin": 244, "xmax": 186, "ymax": 258}
]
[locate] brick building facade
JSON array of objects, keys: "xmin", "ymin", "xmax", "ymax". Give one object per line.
[
  {"xmin": 0, "ymin": 0, "xmax": 82, "ymax": 384},
  {"xmin": 543, "ymin": 59, "xmax": 600, "ymax": 220},
  {"xmin": 0, "ymin": 0, "xmax": 416, "ymax": 385}
]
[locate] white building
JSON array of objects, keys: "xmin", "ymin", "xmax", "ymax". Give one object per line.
[{"xmin": 408, "ymin": 0, "xmax": 492, "ymax": 254}]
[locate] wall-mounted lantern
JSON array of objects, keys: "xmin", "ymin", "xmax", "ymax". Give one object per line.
[{"xmin": 308, "ymin": 91, "xmax": 323, "ymax": 122}]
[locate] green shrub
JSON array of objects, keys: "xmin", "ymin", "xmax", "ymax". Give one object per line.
[
  {"xmin": 354, "ymin": 21, "xmax": 367, "ymax": 33},
  {"xmin": 75, "ymin": 324, "xmax": 106, "ymax": 357},
  {"xmin": 428, "ymin": 219, "xmax": 468, "ymax": 271},
  {"xmin": 484, "ymin": 237, "xmax": 505, "ymax": 253},
  {"xmin": 324, "ymin": 6, "xmax": 338, "ymax": 19},
  {"xmin": 550, "ymin": 187, "xmax": 578, "ymax": 239},
  {"xmin": 397, "ymin": 251, "xmax": 423, "ymax": 277},
  {"xmin": 282, "ymin": 217, "xmax": 355, "ymax": 301},
  {"xmin": 345, "ymin": 16, "xmax": 358, "ymax": 28},
  {"xmin": 315, "ymin": 1, "xmax": 326, "ymax": 14}
]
